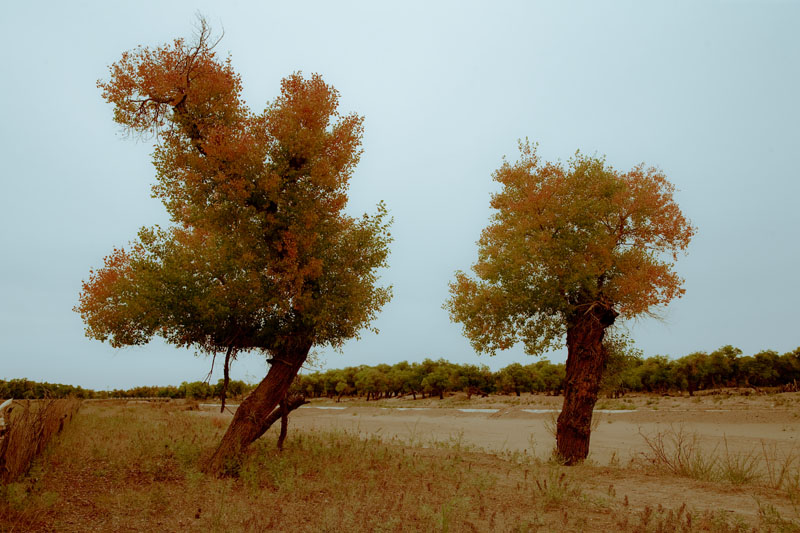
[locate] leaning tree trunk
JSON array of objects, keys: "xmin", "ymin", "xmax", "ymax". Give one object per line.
[
  {"xmin": 556, "ymin": 305, "xmax": 618, "ymax": 465},
  {"xmin": 204, "ymin": 334, "xmax": 312, "ymax": 475}
]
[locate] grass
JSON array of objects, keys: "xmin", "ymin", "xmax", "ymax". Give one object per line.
[
  {"xmin": 0, "ymin": 401, "xmax": 797, "ymax": 532},
  {"xmin": 595, "ymin": 399, "xmax": 637, "ymax": 410},
  {"xmin": 639, "ymin": 426, "xmax": 722, "ymax": 481},
  {"xmin": 0, "ymin": 399, "xmax": 81, "ymax": 483},
  {"xmin": 640, "ymin": 425, "xmax": 800, "ymax": 502},
  {"xmin": 614, "ymin": 502, "xmax": 756, "ymax": 533}
]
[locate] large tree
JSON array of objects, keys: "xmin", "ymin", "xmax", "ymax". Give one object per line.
[
  {"xmin": 76, "ymin": 21, "xmax": 391, "ymax": 474},
  {"xmin": 446, "ymin": 142, "xmax": 693, "ymax": 464}
]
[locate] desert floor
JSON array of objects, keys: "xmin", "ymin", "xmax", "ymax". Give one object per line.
[
  {"xmin": 282, "ymin": 392, "xmax": 799, "ymax": 464},
  {"xmin": 4, "ymin": 393, "xmax": 799, "ymax": 531},
  {"xmin": 201, "ymin": 391, "xmax": 800, "ymax": 523}
]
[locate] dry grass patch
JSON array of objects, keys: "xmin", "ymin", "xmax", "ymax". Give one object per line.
[
  {"xmin": 0, "ymin": 399, "xmax": 81, "ymax": 483},
  {"xmin": 640, "ymin": 425, "xmax": 800, "ymax": 497},
  {"xmin": 0, "ymin": 401, "xmax": 797, "ymax": 532}
]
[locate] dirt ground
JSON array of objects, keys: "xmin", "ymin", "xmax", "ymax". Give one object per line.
[
  {"xmin": 4, "ymin": 394, "xmax": 799, "ymax": 531},
  {"xmin": 202, "ymin": 391, "xmax": 800, "ymax": 524},
  {"xmin": 208, "ymin": 392, "xmax": 800, "ymax": 465}
]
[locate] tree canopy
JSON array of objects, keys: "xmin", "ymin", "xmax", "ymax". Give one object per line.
[
  {"xmin": 76, "ymin": 22, "xmax": 391, "ymax": 362},
  {"xmin": 447, "ymin": 141, "xmax": 695, "ymax": 356}
]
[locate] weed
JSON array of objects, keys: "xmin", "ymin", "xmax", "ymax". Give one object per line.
[
  {"xmin": 544, "ymin": 411, "xmax": 558, "ymax": 441},
  {"xmin": 619, "ymin": 503, "xmax": 756, "ymax": 533},
  {"xmin": 596, "ymin": 400, "xmax": 637, "ymax": 410},
  {"xmin": 761, "ymin": 442, "xmax": 800, "ymax": 501},
  {"xmin": 430, "ymin": 430, "xmax": 475, "ymax": 452},
  {"xmin": 640, "ymin": 425, "xmax": 720, "ymax": 481},
  {"xmin": 640, "ymin": 425, "xmax": 800, "ymax": 515},
  {"xmin": 719, "ymin": 438, "xmax": 760, "ymax": 485},
  {"xmin": 533, "ymin": 468, "xmax": 582, "ymax": 508},
  {"xmin": 608, "ymin": 451, "xmax": 620, "ymax": 467},
  {"xmin": 757, "ymin": 500, "xmax": 800, "ymax": 532}
]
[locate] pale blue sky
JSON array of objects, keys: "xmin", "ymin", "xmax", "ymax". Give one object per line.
[{"xmin": 1, "ymin": 1, "xmax": 798, "ymax": 389}]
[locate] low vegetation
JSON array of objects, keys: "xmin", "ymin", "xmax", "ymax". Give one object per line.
[
  {"xmin": 640, "ymin": 425, "xmax": 800, "ymax": 498},
  {"xmin": 0, "ymin": 401, "xmax": 797, "ymax": 532},
  {"xmin": 0, "ymin": 399, "xmax": 81, "ymax": 483}
]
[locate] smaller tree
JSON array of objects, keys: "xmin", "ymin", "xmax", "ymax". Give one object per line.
[
  {"xmin": 496, "ymin": 363, "xmax": 533, "ymax": 396},
  {"xmin": 777, "ymin": 348, "xmax": 800, "ymax": 387},
  {"xmin": 447, "ymin": 142, "xmax": 694, "ymax": 463},
  {"xmin": 673, "ymin": 352, "xmax": 709, "ymax": 396},
  {"xmin": 456, "ymin": 364, "xmax": 494, "ymax": 398},
  {"xmin": 421, "ymin": 363, "xmax": 452, "ymax": 400},
  {"xmin": 637, "ymin": 356, "xmax": 675, "ymax": 393},
  {"xmin": 742, "ymin": 351, "xmax": 780, "ymax": 387},
  {"xmin": 599, "ymin": 333, "xmax": 643, "ymax": 398}
]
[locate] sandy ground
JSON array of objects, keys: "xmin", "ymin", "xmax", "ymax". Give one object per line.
[
  {"xmin": 297, "ymin": 393, "xmax": 800, "ymax": 522},
  {"xmin": 197, "ymin": 393, "xmax": 800, "ymax": 524},
  {"xmin": 202, "ymin": 392, "xmax": 800, "ymax": 465}
]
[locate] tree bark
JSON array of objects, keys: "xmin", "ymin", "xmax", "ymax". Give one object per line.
[
  {"xmin": 556, "ymin": 305, "xmax": 617, "ymax": 465},
  {"xmin": 219, "ymin": 345, "xmax": 234, "ymax": 413},
  {"xmin": 277, "ymin": 400, "xmax": 289, "ymax": 451},
  {"xmin": 204, "ymin": 334, "xmax": 312, "ymax": 475},
  {"xmin": 262, "ymin": 395, "xmax": 307, "ymax": 432}
]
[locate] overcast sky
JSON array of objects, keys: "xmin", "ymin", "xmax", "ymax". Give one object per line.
[{"xmin": 1, "ymin": 1, "xmax": 798, "ymax": 390}]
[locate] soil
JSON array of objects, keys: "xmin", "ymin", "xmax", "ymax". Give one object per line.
[
  {"xmin": 260, "ymin": 393, "xmax": 800, "ymax": 464},
  {"xmin": 201, "ymin": 391, "xmax": 800, "ymax": 522}
]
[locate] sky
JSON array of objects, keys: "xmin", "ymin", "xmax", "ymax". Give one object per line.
[{"xmin": 1, "ymin": 1, "xmax": 798, "ymax": 390}]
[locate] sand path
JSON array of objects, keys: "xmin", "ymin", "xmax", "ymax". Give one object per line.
[{"xmin": 283, "ymin": 405, "xmax": 799, "ymax": 464}]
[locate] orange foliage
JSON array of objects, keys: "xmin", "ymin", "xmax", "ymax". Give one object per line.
[
  {"xmin": 77, "ymin": 21, "xmax": 391, "ymax": 357},
  {"xmin": 447, "ymin": 141, "xmax": 695, "ymax": 356}
]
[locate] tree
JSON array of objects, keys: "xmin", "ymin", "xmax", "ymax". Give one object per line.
[
  {"xmin": 637, "ymin": 355, "xmax": 675, "ymax": 393},
  {"xmin": 528, "ymin": 360, "xmax": 566, "ymax": 395},
  {"xmin": 672, "ymin": 352, "xmax": 706, "ymax": 396},
  {"xmin": 455, "ymin": 364, "xmax": 494, "ymax": 398},
  {"xmin": 420, "ymin": 360, "xmax": 452, "ymax": 400},
  {"xmin": 495, "ymin": 363, "xmax": 533, "ymax": 396},
  {"xmin": 354, "ymin": 366, "xmax": 387, "ymax": 400},
  {"xmin": 599, "ymin": 333, "xmax": 643, "ymax": 398},
  {"xmin": 742, "ymin": 350, "xmax": 780, "ymax": 387},
  {"xmin": 446, "ymin": 142, "xmax": 694, "ymax": 464},
  {"xmin": 707, "ymin": 345, "xmax": 740, "ymax": 388},
  {"xmin": 75, "ymin": 21, "xmax": 391, "ymax": 474}
]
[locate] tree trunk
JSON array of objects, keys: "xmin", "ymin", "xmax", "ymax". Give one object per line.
[
  {"xmin": 204, "ymin": 334, "xmax": 312, "ymax": 475},
  {"xmin": 219, "ymin": 345, "xmax": 234, "ymax": 413},
  {"xmin": 261, "ymin": 395, "xmax": 307, "ymax": 429},
  {"xmin": 277, "ymin": 400, "xmax": 289, "ymax": 451},
  {"xmin": 556, "ymin": 305, "xmax": 617, "ymax": 465}
]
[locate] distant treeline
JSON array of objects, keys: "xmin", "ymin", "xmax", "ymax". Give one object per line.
[
  {"xmin": 0, "ymin": 379, "xmax": 254, "ymax": 401},
  {"xmin": 296, "ymin": 346, "xmax": 800, "ymax": 401},
  {"xmin": 2, "ymin": 345, "xmax": 798, "ymax": 401}
]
